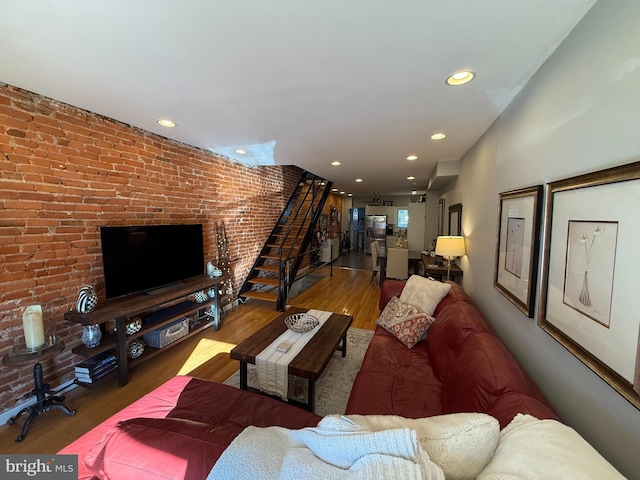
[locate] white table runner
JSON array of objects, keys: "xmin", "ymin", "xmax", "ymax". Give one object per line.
[{"xmin": 255, "ymin": 309, "xmax": 331, "ymax": 400}]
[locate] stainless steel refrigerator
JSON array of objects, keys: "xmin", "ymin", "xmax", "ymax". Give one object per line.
[{"xmin": 365, "ymin": 215, "xmax": 387, "ymax": 254}]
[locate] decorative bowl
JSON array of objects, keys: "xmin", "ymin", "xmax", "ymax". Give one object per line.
[{"xmin": 284, "ymin": 313, "xmax": 319, "ymax": 333}]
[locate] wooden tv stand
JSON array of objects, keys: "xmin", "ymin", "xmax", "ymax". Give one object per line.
[{"xmin": 65, "ymin": 274, "xmax": 230, "ymax": 386}]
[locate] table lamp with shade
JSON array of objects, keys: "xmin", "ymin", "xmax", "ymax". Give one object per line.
[{"xmin": 435, "ymin": 236, "xmax": 466, "ymax": 281}]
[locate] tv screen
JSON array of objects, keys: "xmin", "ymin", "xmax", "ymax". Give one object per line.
[{"xmin": 100, "ymin": 224, "xmax": 205, "ymax": 299}]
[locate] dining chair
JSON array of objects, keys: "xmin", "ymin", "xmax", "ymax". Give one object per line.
[
  {"xmin": 385, "ymin": 247, "xmax": 409, "ymax": 280},
  {"xmin": 370, "ymin": 241, "xmax": 381, "ymax": 284}
]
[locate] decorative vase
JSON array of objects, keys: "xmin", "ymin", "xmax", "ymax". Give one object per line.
[
  {"xmin": 81, "ymin": 324, "xmax": 102, "ymax": 348},
  {"xmin": 77, "ymin": 285, "xmax": 98, "ymax": 314}
]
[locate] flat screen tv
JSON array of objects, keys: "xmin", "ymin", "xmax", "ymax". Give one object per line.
[{"xmin": 100, "ymin": 224, "xmax": 205, "ymax": 299}]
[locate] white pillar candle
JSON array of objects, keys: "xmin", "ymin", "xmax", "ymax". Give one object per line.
[{"xmin": 22, "ymin": 305, "xmax": 45, "ymax": 349}]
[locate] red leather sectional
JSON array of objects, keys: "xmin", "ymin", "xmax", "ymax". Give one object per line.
[{"xmin": 346, "ymin": 279, "xmax": 559, "ymax": 427}]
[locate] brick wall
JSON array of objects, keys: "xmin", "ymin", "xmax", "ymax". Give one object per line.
[{"xmin": 0, "ymin": 84, "xmax": 303, "ymax": 412}]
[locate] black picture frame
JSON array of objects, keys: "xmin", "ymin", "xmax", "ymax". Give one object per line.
[
  {"xmin": 494, "ymin": 185, "xmax": 543, "ymax": 318},
  {"xmin": 448, "ymin": 203, "xmax": 462, "ymax": 236}
]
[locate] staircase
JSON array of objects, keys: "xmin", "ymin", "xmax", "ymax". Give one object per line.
[{"xmin": 239, "ymin": 171, "xmax": 332, "ymax": 311}]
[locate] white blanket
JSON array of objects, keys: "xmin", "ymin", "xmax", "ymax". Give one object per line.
[
  {"xmin": 207, "ymin": 423, "xmax": 445, "ymax": 480},
  {"xmin": 255, "ymin": 309, "xmax": 330, "ymax": 400}
]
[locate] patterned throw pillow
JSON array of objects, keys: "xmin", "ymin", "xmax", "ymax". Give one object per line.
[{"xmin": 376, "ymin": 297, "xmax": 435, "ymax": 348}]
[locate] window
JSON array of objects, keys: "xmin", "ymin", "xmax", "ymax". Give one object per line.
[{"xmin": 397, "ymin": 209, "xmax": 409, "ymax": 228}]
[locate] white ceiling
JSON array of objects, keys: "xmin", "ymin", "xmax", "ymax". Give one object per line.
[{"xmin": 0, "ymin": 0, "xmax": 596, "ymax": 197}]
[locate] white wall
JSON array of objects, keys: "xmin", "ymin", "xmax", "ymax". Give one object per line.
[
  {"xmin": 424, "ymin": 191, "xmax": 439, "ymax": 248},
  {"xmin": 445, "ymin": 1, "xmax": 640, "ymax": 476}
]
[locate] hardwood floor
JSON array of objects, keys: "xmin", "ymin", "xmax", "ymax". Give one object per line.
[{"xmin": 0, "ymin": 266, "xmax": 381, "ymax": 454}]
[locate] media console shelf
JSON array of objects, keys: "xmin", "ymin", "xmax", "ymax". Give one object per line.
[{"xmin": 65, "ymin": 274, "xmax": 230, "ymax": 387}]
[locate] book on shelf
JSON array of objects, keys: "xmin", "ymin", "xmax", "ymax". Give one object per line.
[
  {"xmin": 75, "ymin": 361, "xmax": 117, "ymax": 383},
  {"xmin": 74, "ymin": 351, "xmax": 116, "ymax": 374},
  {"xmin": 75, "ymin": 359, "xmax": 116, "ymax": 377}
]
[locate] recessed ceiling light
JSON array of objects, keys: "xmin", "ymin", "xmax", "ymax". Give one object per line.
[
  {"xmin": 355, "ymin": 178, "xmax": 363, "ymax": 183},
  {"xmin": 406, "ymin": 155, "xmax": 418, "ymax": 161},
  {"xmin": 407, "ymin": 176, "xmax": 416, "ymax": 180},
  {"xmin": 332, "ymin": 188, "xmax": 338, "ymax": 192},
  {"xmin": 411, "ymin": 190, "xmax": 418, "ymax": 195},
  {"xmin": 348, "ymin": 193, "xmax": 353, "ymax": 197},
  {"xmin": 331, "ymin": 161, "xmax": 341, "ymax": 166},
  {"xmin": 446, "ymin": 70, "xmax": 475, "ymax": 86},
  {"xmin": 157, "ymin": 119, "xmax": 176, "ymax": 127},
  {"xmin": 234, "ymin": 149, "xmax": 247, "ymax": 155},
  {"xmin": 339, "ymin": 191, "xmax": 345, "ymax": 195},
  {"xmin": 430, "ymin": 133, "xmax": 447, "ymax": 140}
]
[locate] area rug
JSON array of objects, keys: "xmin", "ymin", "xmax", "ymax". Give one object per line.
[{"xmin": 223, "ymin": 327, "xmax": 374, "ymax": 416}]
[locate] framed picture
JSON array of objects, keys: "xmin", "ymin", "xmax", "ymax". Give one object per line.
[
  {"xmin": 437, "ymin": 198, "xmax": 445, "ymax": 236},
  {"xmin": 494, "ymin": 185, "xmax": 543, "ymax": 318},
  {"xmin": 448, "ymin": 203, "xmax": 462, "ymax": 236},
  {"xmin": 538, "ymin": 161, "xmax": 640, "ymax": 409}
]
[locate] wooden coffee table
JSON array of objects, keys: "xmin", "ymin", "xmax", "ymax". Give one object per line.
[{"xmin": 229, "ymin": 306, "xmax": 353, "ymax": 412}]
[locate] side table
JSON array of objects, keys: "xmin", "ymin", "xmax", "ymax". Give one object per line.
[
  {"xmin": 420, "ymin": 254, "xmax": 464, "ymax": 285},
  {"xmin": 2, "ymin": 340, "xmax": 76, "ymax": 442}
]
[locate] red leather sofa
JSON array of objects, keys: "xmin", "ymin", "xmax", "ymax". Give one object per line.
[
  {"xmin": 58, "ymin": 376, "xmax": 320, "ymax": 480},
  {"xmin": 345, "ymin": 280, "xmax": 560, "ymax": 428}
]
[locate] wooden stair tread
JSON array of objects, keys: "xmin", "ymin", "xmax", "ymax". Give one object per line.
[
  {"xmin": 241, "ymin": 291, "xmax": 278, "ymax": 302},
  {"xmin": 248, "ymin": 277, "xmax": 278, "ymax": 285},
  {"xmin": 256, "ymin": 265, "xmax": 279, "ymax": 272}
]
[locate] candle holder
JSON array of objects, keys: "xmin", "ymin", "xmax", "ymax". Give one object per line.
[
  {"xmin": 4, "ymin": 300, "xmax": 75, "ymax": 442},
  {"xmin": 14, "ymin": 303, "xmax": 59, "ymax": 355}
]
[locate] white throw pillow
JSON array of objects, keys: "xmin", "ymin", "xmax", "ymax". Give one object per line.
[
  {"xmin": 399, "ymin": 275, "xmax": 451, "ymax": 316},
  {"xmin": 319, "ymin": 412, "xmax": 499, "ymax": 480},
  {"xmin": 476, "ymin": 414, "xmax": 624, "ymax": 479}
]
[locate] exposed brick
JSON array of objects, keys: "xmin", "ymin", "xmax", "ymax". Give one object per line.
[
  {"xmin": 6, "ymin": 128, "xmax": 26, "ymax": 137},
  {"xmin": 0, "ymin": 83, "xmax": 304, "ymax": 412}
]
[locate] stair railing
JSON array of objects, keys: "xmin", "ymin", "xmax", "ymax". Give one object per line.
[{"xmin": 276, "ymin": 176, "xmax": 327, "ymax": 310}]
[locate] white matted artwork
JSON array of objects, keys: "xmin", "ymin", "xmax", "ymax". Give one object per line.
[
  {"xmin": 505, "ymin": 217, "xmax": 525, "ymax": 278},
  {"xmin": 563, "ymin": 220, "xmax": 618, "ymax": 327},
  {"xmin": 494, "ymin": 186, "xmax": 542, "ymax": 318},
  {"xmin": 539, "ymin": 161, "xmax": 640, "ymax": 409}
]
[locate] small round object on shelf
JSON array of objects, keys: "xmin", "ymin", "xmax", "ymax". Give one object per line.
[
  {"xmin": 193, "ymin": 290, "xmax": 209, "ymax": 303},
  {"xmin": 127, "ymin": 340, "xmax": 144, "ymax": 359},
  {"xmin": 284, "ymin": 313, "xmax": 319, "ymax": 333},
  {"xmin": 126, "ymin": 317, "xmax": 142, "ymax": 335}
]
